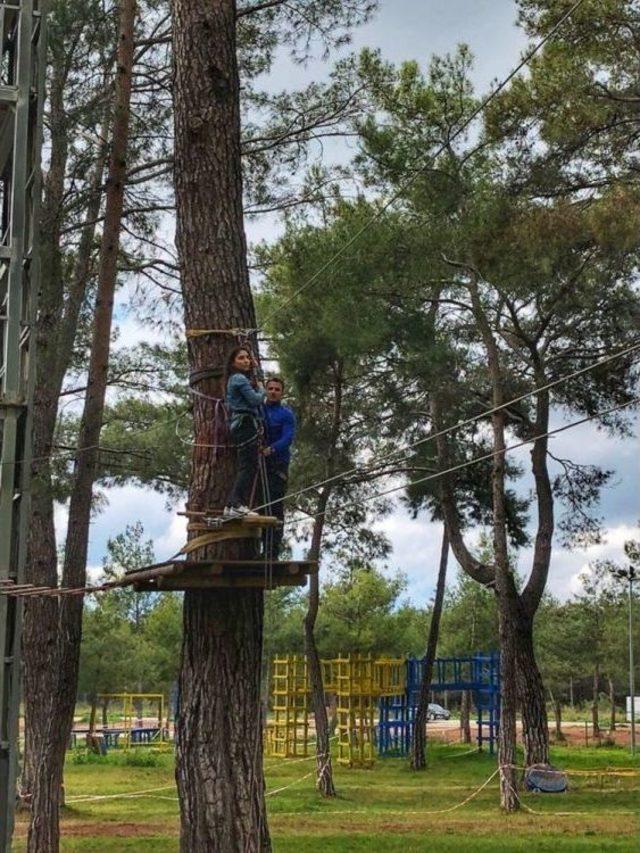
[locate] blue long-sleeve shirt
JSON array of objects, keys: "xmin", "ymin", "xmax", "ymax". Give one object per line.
[
  {"xmin": 264, "ymin": 401, "xmax": 296, "ymax": 465},
  {"xmin": 226, "ymin": 372, "xmax": 266, "ymax": 418}
]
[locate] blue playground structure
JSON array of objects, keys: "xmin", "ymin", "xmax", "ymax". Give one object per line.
[
  {"xmin": 70, "ymin": 726, "xmax": 167, "ymax": 751},
  {"xmin": 378, "ymin": 652, "xmax": 500, "ymax": 756}
]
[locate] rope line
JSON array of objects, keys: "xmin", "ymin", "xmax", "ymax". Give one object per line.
[
  {"xmin": 66, "ymin": 784, "xmax": 175, "ymax": 803},
  {"xmin": 282, "ymin": 394, "xmax": 640, "ymax": 531},
  {"xmin": 186, "ymin": 328, "xmax": 259, "ymax": 338},
  {"xmin": 216, "ymin": 341, "xmax": 640, "ymax": 521},
  {"xmin": 2, "ymin": 393, "xmax": 635, "ymax": 599},
  {"xmin": 61, "ymin": 760, "xmax": 638, "ymax": 808}
]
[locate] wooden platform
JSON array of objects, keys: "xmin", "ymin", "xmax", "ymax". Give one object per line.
[
  {"xmin": 180, "ymin": 514, "xmax": 282, "ymax": 554},
  {"xmin": 117, "ymin": 558, "xmax": 318, "ymax": 591}
]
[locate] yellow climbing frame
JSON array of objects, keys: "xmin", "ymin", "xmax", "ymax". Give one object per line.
[
  {"xmin": 266, "ymin": 654, "xmax": 406, "ymax": 767},
  {"xmin": 98, "ymin": 693, "xmax": 166, "ymax": 750}
]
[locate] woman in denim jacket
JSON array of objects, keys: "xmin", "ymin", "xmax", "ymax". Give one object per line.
[{"xmin": 223, "ymin": 345, "xmax": 266, "ymax": 518}]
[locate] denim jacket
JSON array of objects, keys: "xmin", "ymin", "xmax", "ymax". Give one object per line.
[{"xmin": 226, "ymin": 372, "xmax": 266, "ymax": 422}]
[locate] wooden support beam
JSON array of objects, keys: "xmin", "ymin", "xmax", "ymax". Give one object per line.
[
  {"xmin": 179, "ymin": 510, "xmax": 280, "ymax": 525},
  {"xmin": 120, "ymin": 558, "xmax": 317, "ymax": 591},
  {"xmin": 155, "ymin": 574, "xmax": 307, "ymax": 590}
]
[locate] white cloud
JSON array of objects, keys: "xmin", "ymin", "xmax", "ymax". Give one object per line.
[
  {"xmin": 518, "ymin": 523, "xmax": 638, "ymax": 600},
  {"xmin": 113, "ymin": 313, "xmax": 169, "ymax": 351},
  {"xmin": 154, "ymin": 513, "xmax": 188, "ymax": 560}
]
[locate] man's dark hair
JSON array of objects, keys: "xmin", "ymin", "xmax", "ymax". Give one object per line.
[{"xmin": 266, "ymin": 375, "xmax": 285, "ymax": 390}]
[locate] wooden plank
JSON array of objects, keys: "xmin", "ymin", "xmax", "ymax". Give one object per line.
[
  {"xmin": 185, "ymin": 524, "xmax": 262, "ymax": 542},
  {"xmin": 155, "ymin": 574, "xmax": 307, "ymax": 590},
  {"xmin": 154, "ymin": 564, "xmax": 309, "ymax": 585},
  {"xmin": 204, "ymin": 559, "xmax": 317, "ymax": 570},
  {"xmin": 124, "ymin": 559, "xmax": 317, "ymax": 591},
  {"xmin": 180, "ymin": 511, "xmax": 280, "ymax": 526},
  {"xmin": 181, "ymin": 526, "xmax": 263, "ymax": 555},
  {"xmin": 120, "ymin": 560, "xmax": 185, "ymax": 585}
]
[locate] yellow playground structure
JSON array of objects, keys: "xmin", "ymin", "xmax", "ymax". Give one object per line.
[
  {"xmin": 97, "ymin": 693, "xmax": 168, "ymax": 750},
  {"xmin": 265, "ymin": 654, "xmax": 405, "ymax": 767}
]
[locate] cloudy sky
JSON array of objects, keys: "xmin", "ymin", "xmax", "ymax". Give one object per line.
[{"xmin": 68, "ymin": 0, "xmax": 637, "ymax": 606}]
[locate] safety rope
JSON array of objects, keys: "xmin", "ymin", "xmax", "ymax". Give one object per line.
[
  {"xmin": 281, "ymin": 395, "xmax": 640, "ymax": 532},
  {"xmin": 186, "ymin": 328, "xmax": 259, "ymax": 339},
  {"xmin": 257, "ymin": 450, "xmax": 275, "ymax": 590},
  {"xmin": 2, "ymin": 393, "xmax": 637, "ymax": 599},
  {"xmin": 242, "ymin": 342, "xmax": 640, "ymax": 521}
]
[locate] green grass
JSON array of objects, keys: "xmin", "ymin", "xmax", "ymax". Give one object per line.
[{"xmin": 13, "ymin": 743, "xmax": 640, "ymax": 851}]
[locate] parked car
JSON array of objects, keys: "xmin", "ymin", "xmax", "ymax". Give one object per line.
[{"xmin": 427, "ymin": 703, "xmax": 450, "ymax": 720}]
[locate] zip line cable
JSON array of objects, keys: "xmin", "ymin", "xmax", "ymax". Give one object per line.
[
  {"xmin": 281, "ymin": 395, "xmax": 640, "ymax": 532},
  {"xmin": 214, "ymin": 341, "xmax": 640, "ymax": 519},
  {"xmin": 0, "ymin": 0, "xmax": 617, "ymax": 595},
  {"xmin": 260, "ymin": 0, "xmax": 588, "ymax": 325},
  {"xmin": 0, "ymin": 0, "xmax": 595, "ymax": 487},
  {"xmin": 1, "ymin": 394, "xmax": 636, "ymax": 599},
  {"xmin": 4, "ymin": 341, "xmax": 638, "ymax": 529}
]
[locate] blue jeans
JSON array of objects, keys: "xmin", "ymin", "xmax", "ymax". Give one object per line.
[{"xmin": 227, "ymin": 415, "xmax": 259, "ymax": 507}]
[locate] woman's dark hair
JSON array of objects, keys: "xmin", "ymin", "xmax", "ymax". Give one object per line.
[{"xmin": 224, "ymin": 345, "xmax": 252, "ymax": 389}]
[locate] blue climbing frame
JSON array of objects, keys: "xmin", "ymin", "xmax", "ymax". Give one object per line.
[{"xmin": 378, "ymin": 652, "xmax": 500, "ymax": 756}]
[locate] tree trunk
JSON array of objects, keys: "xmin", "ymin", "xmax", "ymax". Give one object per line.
[
  {"xmin": 549, "ymin": 689, "xmax": 563, "ymax": 741},
  {"xmin": 410, "ymin": 527, "xmax": 449, "ymax": 770},
  {"xmin": 171, "ymin": 1, "xmax": 270, "ymax": 848},
  {"xmin": 102, "ymin": 699, "xmax": 109, "ymax": 729},
  {"xmin": 592, "ymin": 664, "xmax": 600, "ymax": 738},
  {"xmin": 496, "ymin": 585, "xmax": 519, "ymax": 811},
  {"xmin": 327, "ymin": 693, "xmax": 338, "ymax": 736},
  {"xmin": 514, "ymin": 609, "xmax": 549, "ymax": 765},
  {"xmin": 20, "ymin": 50, "xmax": 72, "ymax": 806},
  {"xmin": 569, "ymin": 676, "xmax": 574, "ymax": 709},
  {"xmin": 300, "ymin": 359, "xmax": 342, "ymax": 796},
  {"xmin": 88, "ymin": 695, "xmax": 98, "ymax": 735},
  {"xmin": 176, "ymin": 592, "xmax": 269, "ymax": 850},
  {"xmin": 27, "ymin": 5, "xmax": 136, "ymax": 851},
  {"xmin": 555, "ymin": 700, "xmax": 562, "ymax": 739},
  {"xmin": 460, "ymin": 691, "xmax": 472, "ymax": 744},
  {"xmin": 21, "ymin": 121, "xmax": 110, "ymax": 808},
  {"xmin": 471, "ymin": 285, "xmax": 518, "ymax": 811},
  {"xmin": 303, "ymin": 495, "xmax": 336, "ymax": 796},
  {"xmin": 304, "ymin": 577, "xmax": 336, "ymax": 797},
  {"xmin": 608, "ymin": 677, "xmax": 616, "ymax": 731}
]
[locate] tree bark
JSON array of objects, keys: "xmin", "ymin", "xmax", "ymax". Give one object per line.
[
  {"xmin": 301, "ymin": 360, "xmax": 342, "ymax": 797},
  {"xmin": 20, "ymin": 51, "xmax": 71, "ymax": 805},
  {"xmin": 27, "ymin": 5, "xmax": 136, "ymax": 850},
  {"xmin": 469, "ymin": 280, "xmax": 518, "ymax": 810},
  {"xmin": 549, "ymin": 690, "xmax": 563, "ymax": 741},
  {"xmin": 304, "ymin": 499, "xmax": 336, "ymax": 797},
  {"xmin": 460, "ymin": 690, "xmax": 472, "ymax": 744},
  {"xmin": 88, "ymin": 695, "xmax": 98, "ymax": 734},
  {"xmin": 171, "ymin": 0, "xmax": 270, "ymax": 848},
  {"xmin": 592, "ymin": 664, "xmax": 600, "ymax": 738},
  {"xmin": 496, "ymin": 594, "xmax": 519, "ymax": 811},
  {"xmin": 608, "ymin": 677, "xmax": 616, "ymax": 731},
  {"xmin": 410, "ymin": 527, "xmax": 449, "ymax": 770},
  {"xmin": 22, "ymin": 106, "xmax": 110, "ymax": 807},
  {"xmin": 492, "ymin": 442, "xmax": 519, "ymax": 811},
  {"xmin": 514, "ymin": 609, "xmax": 549, "ymax": 765}
]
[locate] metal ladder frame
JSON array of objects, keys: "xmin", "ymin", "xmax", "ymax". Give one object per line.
[{"xmin": 0, "ymin": 2, "xmax": 47, "ymax": 849}]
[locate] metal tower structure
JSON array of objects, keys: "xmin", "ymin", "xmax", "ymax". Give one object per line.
[{"xmin": 0, "ymin": 2, "xmax": 47, "ymax": 849}]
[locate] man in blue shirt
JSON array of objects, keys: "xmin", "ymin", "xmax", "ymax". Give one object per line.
[{"xmin": 261, "ymin": 376, "xmax": 296, "ymax": 559}]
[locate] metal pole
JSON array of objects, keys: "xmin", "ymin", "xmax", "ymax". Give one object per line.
[
  {"xmin": 629, "ymin": 575, "xmax": 636, "ymax": 756},
  {"xmin": 0, "ymin": 3, "xmax": 47, "ymax": 849}
]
